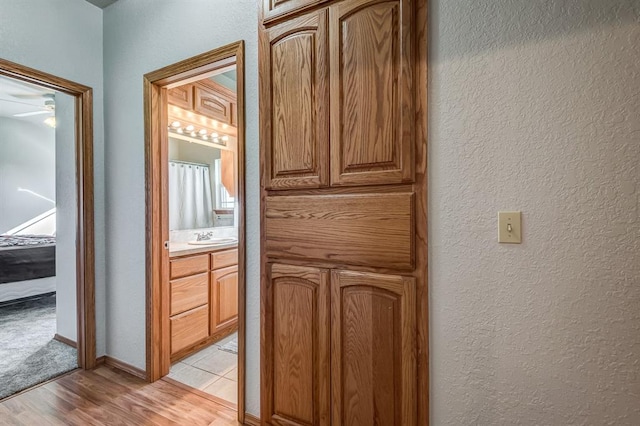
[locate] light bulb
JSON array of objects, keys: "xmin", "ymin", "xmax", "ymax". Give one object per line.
[
  {"xmin": 185, "ymin": 125, "xmax": 194, "ymax": 131},
  {"xmin": 171, "ymin": 121, "xmax": 181, "ymax": 128},
  {"xmin": 199, "ymin": 129, "xmax": 207, "ymax": 135},
  {"xmin": 177, "ymin": 128, "xmax": 184, "ymax": 134}
]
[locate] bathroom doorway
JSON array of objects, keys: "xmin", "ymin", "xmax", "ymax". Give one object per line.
[
  {"xmin": 144, "ymin": 42, "xmax": 246, "ymax": 420},
  {"xmin": 0, "ymin": 58, "xmax": 97, "ymax": 398}
]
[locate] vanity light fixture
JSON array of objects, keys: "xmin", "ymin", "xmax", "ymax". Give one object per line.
[
  {"xmin": 211, "ymin": 132, "xmax": 218, "ymax": 138},
  {"xmin": 177, "ymin": 128, "xmax": 184, "ymax": 134},
  {"xmin": 190, "ymin": 131, "xmax": 197, "ymax": 137},
  {"xmin": 185, "ymin": 125, "xmax": 195, "ymax": 132},
  {"xmin": 171, "ymin": 121, "xmax": 181, "ymax": 128},
  {"xmin": 199, "ymin": 129, "xmax": 207, "ymax": 135},
  {"xmin": 221, "ymin": 135, "xmax": 229, "ymax": 142}
]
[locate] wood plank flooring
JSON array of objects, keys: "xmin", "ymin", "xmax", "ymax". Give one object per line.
[{"xmin": 0, "ymin": 366, "xmax": 241, "ymax": 425}]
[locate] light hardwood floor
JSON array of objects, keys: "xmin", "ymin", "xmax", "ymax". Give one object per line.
[{"xmin": 0, "ymin": 366, "xmax": 240, "ymax": 425}]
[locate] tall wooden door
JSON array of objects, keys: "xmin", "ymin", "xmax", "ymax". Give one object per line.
[{"xmin": 260, "ymin": 0, "xmax": 427, "ymax": 424}]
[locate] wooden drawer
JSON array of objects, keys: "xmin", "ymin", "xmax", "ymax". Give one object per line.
[
  {"xmin": 170, "ymin": 305, "xmax": 209, "ymax": 355},
  {"xmin": 170, "ymin": 273, "xmax": 208, "ymax": 316},
  {"xmin": 170, "ymin": 254, "xmax": 209, "ymax": 279},
  {"xmin": 211, "ymin": 249, "xmax": 238, "ymax": 270}
]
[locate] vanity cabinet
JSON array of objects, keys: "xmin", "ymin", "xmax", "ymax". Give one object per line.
[{"xmin": 169, "ymin": 247, "xmax": 238, "ymax": 358}]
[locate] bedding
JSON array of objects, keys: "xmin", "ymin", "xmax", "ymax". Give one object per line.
[{"xmin": 0, "ymin": 235, "xmax": 56, "ymax": 284}]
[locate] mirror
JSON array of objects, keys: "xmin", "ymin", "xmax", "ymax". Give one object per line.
[{"xmin": 167, "ymin": 68, "xmax": 238, "ymax": 244}]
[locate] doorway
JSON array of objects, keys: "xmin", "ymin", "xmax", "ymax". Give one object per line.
[
  {"xmin": 0, "ymin": 58, "xmax": 96, "ymax": 399},
  {"xmin": 144, "ymin": 42, "xmax": 246, "ymax": 421}
]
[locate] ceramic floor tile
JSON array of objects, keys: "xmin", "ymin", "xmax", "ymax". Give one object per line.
[
  {"xmin": 202, "ymin": 376, "xmax": 237, "ymax": 405},
  {"xmin": 214, "ymin": 332, "xmax": 238, "ymax": 348},
  {"xmin": 167, "ymin": 362, "xmax": 221, "ymax": 390},
  {"xmin": 223, "ymin": 367, "xmax": 237, "ymax": 382},
  {"xmin": 192, "ymin": 347, "xmax": 237, "ymax": 376},
  {"xmin": 180, "ymin": 343, "xmax": 220, "ymax": 367}
]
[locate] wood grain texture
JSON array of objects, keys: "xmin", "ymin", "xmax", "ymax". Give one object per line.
[
  {"xmin": 331, "ymin": 270, "xmax": 416, "ymax": 426},
  {"xmin": 263, "ymin": 10, "xmax": 329, "ymax": 190},
  {"xmin": 262, "ymin": 0, "xmax": 328, "ymax": 26},
  {"xmin": 221, "ymin": 149, "xmax": 237, "ymax": 197},
  {"xmin": 102, "ymin": 356, "xmax": 147, "ymax": 381},
  {"xmin": 264, "ymin": 264, "xmax": 330, "ymax": 426},
  {"xmin": 0, "ymin": 366, "xmax": 241, "ymax": 425},
  {"xmin": 194, "ymin": 80, "xmax": 236, "ymax": 126},
  {"xmin": 170, "ymin": 254, "xmax": 210, "ymax": 279},
  {"xmin": 329, "ymin": 0, "xmax": 414, "ymax": 187},
  {"xmin": 244, "ymin": 413, "xmax": 261, "ymax": 426},
  {"xmin": 0, "ymin": 58, "xmax": 96, "ymax": 371},
  {"xmin": 211, "ymin": 265, "xmax": 239, "ymax": 334},
  {"xmin": 170, "ymin": 272, "xmax": 209, "ymax": 316},
  {"xmin": 265, "ymin": 193, "xmax": 415, "ymax": 270},
  {"xmin": 168, "ymin": 84, "xmax": 194, "ymax": 109},
  {"xmin": 212, "ymin": 248, "xmax": 239, "ymax": 270},
  {"xmin": 171, "ymin": 305, "xmax": 210, "ymax": 355}
]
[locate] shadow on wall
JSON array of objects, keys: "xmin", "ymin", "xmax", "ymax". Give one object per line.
[{"xmin": 429, "ymin": 0, "xmax": 640, "ymax": 61}]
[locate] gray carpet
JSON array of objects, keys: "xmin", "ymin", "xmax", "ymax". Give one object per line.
[{"xmin": 0, "ymin": 294, "xmax": 77, "ymax": 400}]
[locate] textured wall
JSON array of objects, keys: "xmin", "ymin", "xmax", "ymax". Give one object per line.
[
  {"xmin": 429, "ymin": 0, "xmax": 640, "ymax": 424},
  {"xmin": 103, "ymin": 0, "xmax": 260, "ymax": 415},
  {"xmin": 0, "ymin": 0, "xmax": 106, "ymax": 355}
]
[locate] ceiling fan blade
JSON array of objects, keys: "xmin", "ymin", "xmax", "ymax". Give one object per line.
[{"xmin": 13, "ymin": 110, "xmax": 52, "ymax": 117}]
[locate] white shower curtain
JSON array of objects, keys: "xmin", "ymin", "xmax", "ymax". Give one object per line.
[{"xmin": 169, "ymin": 162, "xmax": 214, "ymax": 230}]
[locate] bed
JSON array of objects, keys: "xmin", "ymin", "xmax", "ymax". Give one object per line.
[{"xmin": 0, "ymin": 235, "xmax": 56, "ymax": 284}]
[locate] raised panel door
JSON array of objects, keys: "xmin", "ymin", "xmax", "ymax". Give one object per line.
[
  {"xmin": 263, "ymin": 264, "xmax": 330, "ymax": 425},
  {"xmin": 262, "ymin": 0, "xmax": 328, "ymax": 25},
  {"xmin": 167, "ymin": 84, "xmax": 193, "ymax": 110},
  {"xmin": 211, "ymin": 265, "xmax": 239, "ymax": 334},
  {"xmin": 329, "ymin": 0, "xmax": 414, "ymax": 186},
  {"xmin": 194, "ymin": 81, "xmax": 236, "ymax": 125},
  {"xmin": 262, "ymin": 10, "xmax": 329, "ymax": 190},
  {"xmin": 331, "ymin": 270, "xmax": 416, "ymax": 426}
]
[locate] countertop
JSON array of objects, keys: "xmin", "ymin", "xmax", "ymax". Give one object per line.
[{"xmin": 169, "ymin": 241, "xmax": 237, "ymax": 258}]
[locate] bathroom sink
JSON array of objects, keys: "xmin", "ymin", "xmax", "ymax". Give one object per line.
[{"xmin": 187, "ymin": 238, "xmax": 237, "ymax": 246}]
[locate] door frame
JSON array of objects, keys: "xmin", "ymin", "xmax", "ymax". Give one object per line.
[
  {"xmin": 143, "ymin": 41, "xmax": 247, "ymax": 421},
  {"xmin": 0, "ymin": 58, "xmax": 97, "ymax": 369}
]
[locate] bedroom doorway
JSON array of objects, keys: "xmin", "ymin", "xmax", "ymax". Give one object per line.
[
  {"xmin": 0, "ymin": 59, "xmax": 96, "ymax": 399},
  {"xmin": 144, "ymin": 41, "xmax": 247, "ymax": 422}
]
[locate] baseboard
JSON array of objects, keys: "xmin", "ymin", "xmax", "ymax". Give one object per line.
[
  {"xmin": 101, "ymin": 356, "xmax": 147, "ymax": 380},
  {"xmin": 53, "ymin": 334, "xmax": 77, "ymax": 348},
  {"xmin": 244, "ymin": 413, "xmax": 260, "ymax": 426}
]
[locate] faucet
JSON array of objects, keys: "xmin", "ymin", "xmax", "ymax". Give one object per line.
[{"xmin": 195, "ymin": 231, "xmax": 214, "ymax": 241}]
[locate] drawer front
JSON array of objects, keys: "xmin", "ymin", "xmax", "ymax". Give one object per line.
[
  {"xmin": 211, "ymin": 249, "xmax": 238, "ymax": 270},
  {"xmin": 170, "ymin": 305, "xmax": 209, "ymax": 355},
  {"xmin": 170, "ymin": 273, "xmax": 209, "ymax": 316},
  {"xmin": 170, "ymin": 254, "xmax": 209, "ymax": 279}
]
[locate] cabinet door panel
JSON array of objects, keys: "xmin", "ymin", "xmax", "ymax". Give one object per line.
[
  {"xmin": 263, "ymin": 10, "xmax": 329, "ymax": 190},
  {"xmin": 330, "ymin": 0, "xmax": 414, "ymax": 186},
  {"xmin": 262, "ymin": 0, "xmax": 327, "ymax": 25},
  {"xmin": 264, "ymin": 264, "xmax": 330, "ymax": 426},
  {"xmin": 170, "ymin": 305, "xmax": 209, "ymax": 355},
  {"xmin": 211, "ymin": 265, "xmax": 238, "ymax": 334},
  {"xmin": 168, "ymin": 84, "xmax": 193, "ymax": 109},
  {"xmin": 194, "ymin": 81, "xmax": 236, "ymax": 125},
  {"xmin": 331, "ymin": 270, "xmax": 416, "ymax": 426}
]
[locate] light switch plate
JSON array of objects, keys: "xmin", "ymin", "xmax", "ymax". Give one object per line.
[{"xmin": 498, "ymin": 211, "xmax": 522, "ymax": 243}]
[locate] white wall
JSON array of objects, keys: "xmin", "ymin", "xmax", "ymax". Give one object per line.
[
  {"xmin": 429, "ymin": 0, "xmax": 640, "ymax": 424},
  {"xmin": 55, "ymin": 92, "xmax": 77, "ymax": 342},
  {"xmin": 0, "ymin": 0, "xmax": 106, "ymax": 355},
  {"xmin": 0, "ymin": 117, "xmax": 55, "ymax": 234},
  {"xmin": 103, "ymin": 0, "xmax": 260, "ymax": 415}
]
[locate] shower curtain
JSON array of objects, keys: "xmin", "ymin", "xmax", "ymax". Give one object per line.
[{"xmin": 169, "ymin": 162, "xmax": 214, "ymax": 230}]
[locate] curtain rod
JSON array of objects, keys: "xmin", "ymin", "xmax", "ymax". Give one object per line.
[{"xmin": 169, "ymin": 160, "xmax": 210, "ymax": 168}]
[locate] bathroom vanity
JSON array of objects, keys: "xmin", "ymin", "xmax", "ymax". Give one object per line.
[{"xmin": 168, "ymin": 243, "xmax": 238, "ymax": 361}]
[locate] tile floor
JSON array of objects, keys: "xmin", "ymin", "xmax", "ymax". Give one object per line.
[{"xmin": 167, "ymin": 332, "xmax": 238, "ymax": 404}]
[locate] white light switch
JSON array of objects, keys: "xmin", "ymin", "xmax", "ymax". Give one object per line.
[{"xmin": 498, "ymin": 211, "xmax": 521, "ymax": 243}]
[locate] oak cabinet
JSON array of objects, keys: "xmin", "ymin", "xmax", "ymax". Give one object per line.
[
  {"xmin": 262, "ymin": 9, "xmax": 329, "ymax": 190},
  {"xmin": 262, "ymin": 0, "xmax": 414, "ymax": 191},
  {"xmin": 331, "ymin": 270, "xmax": 416, "ymax": 426},
  {"xmin": 211, "ymin": 265, "xmax": 239, "ymax": 335},
  {"xmin": 194, "ymin": 80, "xmax": 237, "ymax": 126},
  {"xmin": 262, "ymin": 0, "xmax": 328, "ymax": 25},
  {"xmin": 169, "ymin": 248, "xmax": 238, "ymax": 358},
  {"xmin": 167, "ymin": 85, "xmax": 193, "ymax": 110},
  {"xmin": 263, "ymin": 264, "xmax": 330, "ymax": 426}
]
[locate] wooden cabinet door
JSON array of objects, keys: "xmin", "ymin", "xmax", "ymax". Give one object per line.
[
  {"xmin": 210, "ymin": 265, "xmax": 238, "ymax": 334},
  {"xmin": 331, "ymin": 270, "xmax": 416, "ymax": 426},
  {"xmin": 194, "ymin": 81, "xmax": 236, "ymax": 126},
  {"xmin": 262, "ymin": 9, "xmax": 329, "ymax": 190},
  {"xmin": 263, "ymin": 264, "xmax": 330, "ymax": 426},
  {"xmin": 329, "ymin": 0, "xmax": 414, "ymax": 186},
  {"xmin": 167, "ymin": 84, "xmax": 193, "ymax": 110}
]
